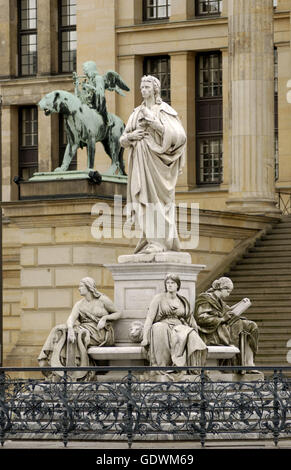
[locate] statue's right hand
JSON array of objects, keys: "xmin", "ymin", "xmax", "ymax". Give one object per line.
[
  {"xmin": 128, "ymin": 129, "xmax": 145, "ymax": 141},
  {"xmin": 67, "ymin": 327, "xmax": 75, "ymax": 343}
]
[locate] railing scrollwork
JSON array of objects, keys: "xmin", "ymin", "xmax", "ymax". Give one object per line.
[{"xmin": 0, "ymin": 366, "xmax": 290, "ymax": 448}]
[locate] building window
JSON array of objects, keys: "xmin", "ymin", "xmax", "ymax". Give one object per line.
[
  {"xmin": 59, "ymin": 115, "xmax": 77, "ymax": 170},
  {"xmin": 143, "ymin": 0, "xmax": 171, "ymax": 21},
  {"xmin": 19, "ymin": 106, "xmax": 38, "ymax": 179},
  {"xmin": 196, "ymin": 52, "xmax": 223, "ymax": 185},
  {"xmin": 195, "ymin": 0, "xmax": 222, "ymax": 16},
  {"xmin": 59, "ymin": 0, "xmax": 77, "ymax": 73},
  {"xmin": 18, "ymin": 0, "xmax": 37, "ymax": 76},
  {"xmin": 144, "ymin": 56, "xmax": 171, "ymax": 104},
  {"xmin": 274, "ymin": 47, "xmax": 279, "ymax": 181}
]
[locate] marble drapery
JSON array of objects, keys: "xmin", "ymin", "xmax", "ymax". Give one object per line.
[{"xmin": 120, "ymin": 101, "xmax": 186, "ymax": 254}]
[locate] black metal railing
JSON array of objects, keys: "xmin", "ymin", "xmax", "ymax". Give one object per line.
[
  {"xmin": 276, "ymin": 190, "xmax": 291, "ymax": 215},
  {"xmin": 0, "ymin": 366, "xmax": 291, "ymax": 448}
]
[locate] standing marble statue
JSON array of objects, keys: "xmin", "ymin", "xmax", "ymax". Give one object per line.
[
  {"xmin": 141, "ymin": 273, "xmax": 207, "ymax": 376},
  {"xmin": 38, "ymin": 277, "xmax": 121, "ymax": 381},
  {"xmin": 120, "ymin": 75, "xmax": 186, "ymax": 254},
  {"xmin": 194, "ymin": 277, "xmax": 258, "ymax": 369}
]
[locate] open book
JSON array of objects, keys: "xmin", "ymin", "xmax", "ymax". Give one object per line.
[{"xmin": 228, "ymin": 298, "xmax": 252, "ymax": 325}]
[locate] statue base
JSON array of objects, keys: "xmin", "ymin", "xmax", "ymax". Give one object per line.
[{"xmin": 16, "ymin": 170, "xmax": 127, "ymax": 200}]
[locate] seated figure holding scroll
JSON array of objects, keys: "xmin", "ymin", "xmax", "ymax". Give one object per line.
[
  {"xmin": 194, "ymin": 277, "xmax": 258, "ymax": 370},
  {"xmin": 38, "ymin": 277, "xmax": 121, "ymax": 381}
]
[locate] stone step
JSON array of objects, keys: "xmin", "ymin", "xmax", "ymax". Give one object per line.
[
  {"xmin": 255, "ymin": 319, "xmax": 291, "ymax": 327},
  {"xmin": 262, "ymin": 233, "xmax": 291, "ymax": 240},
  {"xmin": 231, "ymin": 263, "xmax": 291, "ymax": 270},
  {"xmin": 247, "ymin": 307, "xmax": 291, "ymax": 314},
  {"xmin": 231, "ymin": 287, "xmax": 291, "ymax": 295},
  {"xmin": 229, "ymin": 293, "xmax": 291, "ymax": 301},
  {"xmin": 256, "ymin": 239, "xmax": 291, "ymax": 246},
  {"xmin": 240, "ymin": 257, "xmax": 291, "ymax": 264},
  {"xmin": 260, "ymin": 328, "xmax": 291, "ymax": 335},
  {"xmin": 228, "ymin": 271, "xmax": 291, "ymax": 278},
  {"xmin": 258, "ymin": 340, "xmax": 290, "ymax": 349},
  {"xmin": 271, "ymin": 227, "xmax": 291, "ymax": 233},
  {"xmin": 250, "ymin": 245, "xmax": 291, "ymax": 252},
  {"xmin": 256, "ymin": 353, "xmax": 288, "ymax": 361},
  {"xmin": 222, "ymin": 216, "xmax": 291, "ymax": 368},
  {"xmin": 228, "ymin": 276, "xmax": 291, "ymax": 283},
  {"xmin": 230, "ymin": 299, "xmax": 291, "ymax": 307}
]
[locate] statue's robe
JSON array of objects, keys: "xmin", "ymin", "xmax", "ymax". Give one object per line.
[
  {"xmin": 194, "ymin": 291, "xmax": 258, "ymax": 366},
  {"xmin": 143, "ymin": 292, "xmax": 207, "ymax": 371},
  {"xmin": 120, "ymin": 101, "xmax": 186, "ymax": 253}
]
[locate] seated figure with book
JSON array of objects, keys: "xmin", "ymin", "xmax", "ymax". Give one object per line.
[{"xmin": 194, "ymin": 277, "xmax": 258, "ymax": 370}]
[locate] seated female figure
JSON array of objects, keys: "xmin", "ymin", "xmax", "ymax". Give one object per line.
[
  {"xmin": 38, "ymin": 277, "xmax": 121, "ymax": 381},
  {"xmin": 141, "ymin": 273, "xmax": 207, "ymax": 377}
]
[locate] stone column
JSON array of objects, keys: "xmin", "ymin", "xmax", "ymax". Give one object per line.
[
  {"xmin": 118, "ymin": 55, "xmax": 143, "ymax": 120},
  {"xmin": 2, "ymin": 106, "xmax": 19, "ymax": 201},
  {"xmin": 226, "ymin": 0, "xmax": 279, "ymax": 215},
  {"xmin": 0, "ymin": 0, "xmax": 17, "ymax": 78},
  {"xmin": 277, "ymin": 44, "xmax": 291, "ymax": 186},
  {"xmin": 38, "ymin": 109, "xmax": 58, "ymax": 172},
  {"xmin": 37, "ymin": 0, "xmax": 58, "ymax": 75},
  {"xmin": 220, "ymin": 49, "xmax": 230, "ymax": 189}
]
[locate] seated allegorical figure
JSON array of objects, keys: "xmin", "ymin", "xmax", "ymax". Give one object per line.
[
  {"xmin": 38, "ymin": 277, "xmax": 121, "ymax": 381},
  {"xmin": 194, "ymin": 277, "xmax": 259, "ymax": 370},
  {"xmin": 141, "ymin": 273, "xmax": 207, "ymax": 376}
]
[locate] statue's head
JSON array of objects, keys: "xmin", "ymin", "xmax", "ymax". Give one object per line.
[
  {"xmin": 164, "ymin": 273, "xmax": 181, "ymax": 292},
  {"xmin": 211, "ymin": 277, "xmax": 234, "ymax": 298},
  {"xmin": 79, "ymin": 277, "xmax": 101, "ymax": 298},
  {"xmin": 83, "ymin": 61, "xmax": 98, "ymax": 77},
  {"xmin": 140, "ymin": 75, "xmax": 162, "ymax": 104},
  {"xmin": 128, "ymin": 321, "xmax": 144, "ymax": 343}
]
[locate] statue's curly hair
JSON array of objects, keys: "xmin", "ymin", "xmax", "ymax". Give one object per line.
[
  {"xmin": 210, "ymin": 277, "xmax": 233, "ymax": 292},
  {"xmin": 141, "ymin": 75, "xmax": 162, "ymax": 104}
]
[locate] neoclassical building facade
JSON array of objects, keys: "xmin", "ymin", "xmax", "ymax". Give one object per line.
[{"xmin": 1, "ymin": 0, "xmax": 291, "ymax": 369}]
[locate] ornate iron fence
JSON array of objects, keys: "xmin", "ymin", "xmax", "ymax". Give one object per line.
[
  {"xmin": 0, "ymin": 366, "xmax": 291, "ymax": 448},
  {"xmin": 276, "ymin": 190, "xmax": 291, "ymax": 215}
]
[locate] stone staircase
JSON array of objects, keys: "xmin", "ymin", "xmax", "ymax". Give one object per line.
[{"xmin": 225, "ymin": 215, "xmax": 291, "ymax": 368}]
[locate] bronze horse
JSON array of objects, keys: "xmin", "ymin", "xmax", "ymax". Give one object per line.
[{"xmin": 39, "ymin": 90, "xmax": 126, "ymax": 175}]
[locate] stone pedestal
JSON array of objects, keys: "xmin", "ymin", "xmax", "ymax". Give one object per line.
[
  {"xmin": 17, "ymin": 172, "xmax": 127, "ymax": 200},
  {"xmin": 105, "ymin": 259, "xmax": 205, "ymax": 351}
]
